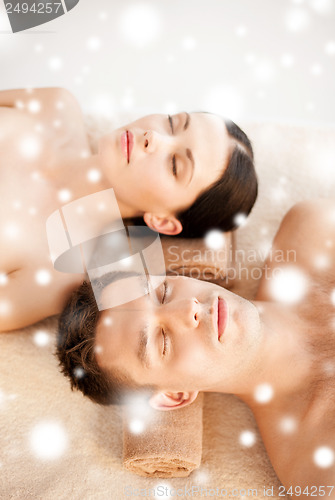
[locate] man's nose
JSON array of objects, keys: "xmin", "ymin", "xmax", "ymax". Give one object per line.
[{"xmin": 158, "ymin": 298, "xmax": 200, "ymax": 329}]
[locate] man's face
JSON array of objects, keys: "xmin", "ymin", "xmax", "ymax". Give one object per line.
[{"xmin": 95, "ymin": 276, "xmax": 261, "ymax": 394}]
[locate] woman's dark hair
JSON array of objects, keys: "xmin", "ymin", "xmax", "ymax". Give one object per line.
[
  {"xmin": 126, "ymin": 119, "xmax": 258, "ymax": 238},
  {"xmin": 178, "ymin": 120, "xmax": 257, "ymax": 238}
]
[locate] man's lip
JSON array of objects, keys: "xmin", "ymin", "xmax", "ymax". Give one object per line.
[
  {"xmin": 217, "ymin": 297, "xmax": 228, "ymax": 342},
  {"xmin": 121, "ymin": 131, "xmax": 134, "ymax": 163}
]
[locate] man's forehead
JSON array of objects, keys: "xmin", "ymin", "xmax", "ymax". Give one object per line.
[
  {"xmin": 99, "ymin": 273, "xmax": 167, "ymax": 311},
  {"xmin": 99, "ymin": 275, "xmax": 149, "ymax": 312}
]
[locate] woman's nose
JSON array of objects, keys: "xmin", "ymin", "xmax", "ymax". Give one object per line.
[
  {"xmin": 143, "ymin": 130, "xmax": 171, "ymax": 153},
  {"xmin": 143, "ymin": 130, "xmax": 157, "ymax": 153}
]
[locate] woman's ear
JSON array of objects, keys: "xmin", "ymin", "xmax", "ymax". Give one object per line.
[
  {"xmin": 143, "ymin": 213, "xmax": 183, "ymax": 236},
  {"xmin": 148, "ymin": 391, "xmax": 199, "ymax": 411}
]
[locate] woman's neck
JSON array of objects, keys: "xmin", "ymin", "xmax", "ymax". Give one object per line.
[{"xmin": 47, "ymin": 153, "xmax": 139, "ymax": 219}]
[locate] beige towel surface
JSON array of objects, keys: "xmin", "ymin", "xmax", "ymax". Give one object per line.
[{"xmin": 122, "ymin": 394, "xmax": 204, "ymax": 478}]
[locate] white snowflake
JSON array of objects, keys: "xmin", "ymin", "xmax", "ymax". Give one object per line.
[
  {"xmin": 56, "ymin": 100, "xmax": 65, "ymax": 110},
  {"xmin": 129, "ymin": 418, "xmax": 145, "ymax": 434},
  {"xmin": 87, "ymin": 169, "xmax": 102, "ymax": 183},
  {"xmin": 15, "ymin": 100, "xmax": 25, "ymax": 110},
  {"xmin": 325, "ymin": 40, "xmax": 335, "ymax": 55},
  {"xmin": 0, "ymin": 273, "xmax": 8, "ymax": 286},
  {"xmin": 19, "ymin": 135, "xmax": 41, "ymax": 160},
  {"xmin": 58, "ymin": 189, "xmax": 72, "ymax": 203},
  {"xmin": 0, "ymin": 300, "xmax": 12, "ymax": 316},
  {"xmin": 235, "ymin": 25, "xmax": 247, "ymax": 37},
  {"xmin": 182, "ymin": 36, "xmax": 197, "ymax": 50},
  {"xmin": 166, "ymin": 54, "xmax": 176, "ymax": 64},
  {"xmin": 314, "ymin": 446, "xmax": 334, "ymax": 468},
  {"xmin": 254, "ymin": 383, "xmax": 274, "ymax": 404},
  {"xmin": 253, "ymin": 60, "xmax": 276, "ymax": 83},
  {"xmin": 193, "ymin": 468, "xmax": 210, "ymax": 483},
  {"xmin": 12, "ymin": 200, "xmax": 22, "ymax": 209},
  {"xmin": 314, "ymin": 254, "xmax": 330, "ymax": 270},
  {"xmin": 94, "ymin": 344, "xmax": 103, "ymax": 354},
  {"xmin": 239, "ymin": 430, "xmax": 256, "ymax": 447},
  {"xmin": 73, "ymin": 367, "xmax": 85, "ymax": 379},
  {"xmin": 310, "ymin": 63, "xmax": 323, "ymax": 76},
  {"xmin": 103, "ymin": 316, "xmax": 113, "ymax": 326},
  {"xmin": 119, "ymin": 4, "xmax": 160, "ymax": 48},
  {"xmin": 285, "ymin": 7, "xmax": 311, "ymax": 32},
  {"xmin": 3, "ymin": 223, "xmax": 20, "ymax": 240},
  {"xmin": 204, "ymin": 230, "xmax": 225, "ymax": 250},
  {"xmin": 269, "ymin": 267, "xmax": 308, "ymax": 304},
  {"xmin": 309, "ymin": 0, "xmax": 333, "ymax": 15},
  {"xmin": 48, "ymin": 57, "xmax": 63, "ymax": 71},
  {"xmin": 88, "ymin": 94, "xmax": 115, "ymax": 119},
  {"xmin": 35, "ymin": 270, "xmax": 52, "ymax": 286},
  {"xmin": 30, "ymin": 421, "xmax": 68, "ymax": 460},
  {"xmin": 280, "ymin": 53, "xmax": 295, "ymax": 68},
  {"xmin": 279, "ymin": 416, "xmax": 297, "ymax": 434},
  {"xmin": 245, "ymin": 53, "xmax": 256, "ymax": 65},
  {"xmin": 86, "ymin": 36, "xmax": 102, "ymax": 51},
  {"xmin": 33, "ymin": 330, "xmax": 50, "ymax": 347},
  {"xmin": 234, "ymin": 213, "xmax": 248, "ymax": 227},
  {"xmin": 203, "ymin": 84, "xmax": 244, "ymax": 121},
  {"xmin": 27, "ymin": 99, "xmax": 41, "ymax": 114},
  {"xmin": 53, "ymin": 119, "xmax": 62, "ymax": 128}
]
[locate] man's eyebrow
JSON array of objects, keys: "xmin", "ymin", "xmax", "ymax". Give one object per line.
[
  {"xmin": 137, "ymin": 325, "xmax": 151, "ymax": 369},
  {"xmin": 186, "ymin": 148, "xmax": 195, "ymax": 185},
  {"xmin": 184, "ymin": 112, "xmax": 190, "ymax": 130}
]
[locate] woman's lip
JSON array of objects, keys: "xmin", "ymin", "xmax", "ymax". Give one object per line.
[
  {"xmin": 121, "ymin": 131, "xmax": 134, "ymax": 163},
  {"xmin": 218, "ymin": 297, "xmax": 228, "ymax": 342}
]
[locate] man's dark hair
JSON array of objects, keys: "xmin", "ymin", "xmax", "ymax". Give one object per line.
[
  {"xmin": 125, "ymin": 118, "xmax": 258, "ymax": 238},
  {"xmin": 56, "ymin": 272, "xmax": 151, "ymax": 405}
]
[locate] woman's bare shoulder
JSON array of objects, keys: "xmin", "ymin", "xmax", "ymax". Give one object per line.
[{"xmin": 0, "ymin": 87, "xmax": 89, "ymax": 149}]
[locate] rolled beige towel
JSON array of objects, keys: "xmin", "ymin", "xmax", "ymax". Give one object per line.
[{"xmin": 122, "ymin": 393, "xmax": 204, "ymax": 478}]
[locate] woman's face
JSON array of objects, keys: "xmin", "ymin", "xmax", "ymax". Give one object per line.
[{"xmin": 98, "ymin": 112, "xmax": 233, "ymax": 218}]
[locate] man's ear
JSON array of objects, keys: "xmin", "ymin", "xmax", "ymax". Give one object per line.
[
  {"xmin": 148, "ymin": 391, "xmax": 199, "ymax": 411},
  {"xmin": 143, "ymin": 213, "xmax": 183, "ymax": 236}
]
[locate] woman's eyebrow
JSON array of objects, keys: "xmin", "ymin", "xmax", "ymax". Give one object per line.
[
  {"xmin": 184, "ymin": 112, "xmax": 190, "ymax": 130},
  {"xmin": 186, "ymin": 148, "xmax": 195, "ymax": 185}
]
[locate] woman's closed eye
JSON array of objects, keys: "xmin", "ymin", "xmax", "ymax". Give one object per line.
[
  {"xmin": 171, "ymin": 155, "xmax": 178, "ymax": 177},
  {"xmin": 162, "ymin": 328, "xmax": 168, "ymax": 356}
]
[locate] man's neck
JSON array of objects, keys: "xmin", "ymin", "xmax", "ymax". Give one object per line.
[{"xmin": 236, "ymin": 301, "xmax": 314, "ymax": 406}]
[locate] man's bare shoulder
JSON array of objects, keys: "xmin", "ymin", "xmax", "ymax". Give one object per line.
[
  {"xmin": 261, "ymin": 397, "xmax": 335, "ymax": 499},
  {"xmin": 257, "ymin": 199, "xmax": 335, "ymax": 301},
  {"xmin": 282, "ymin": 409, "xmax": 335, "ymax": 497}
]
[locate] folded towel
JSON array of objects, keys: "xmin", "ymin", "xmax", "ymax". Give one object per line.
[{"xmin": 122, "ymin": 393, "xmax": 204, "ymax": 478}]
